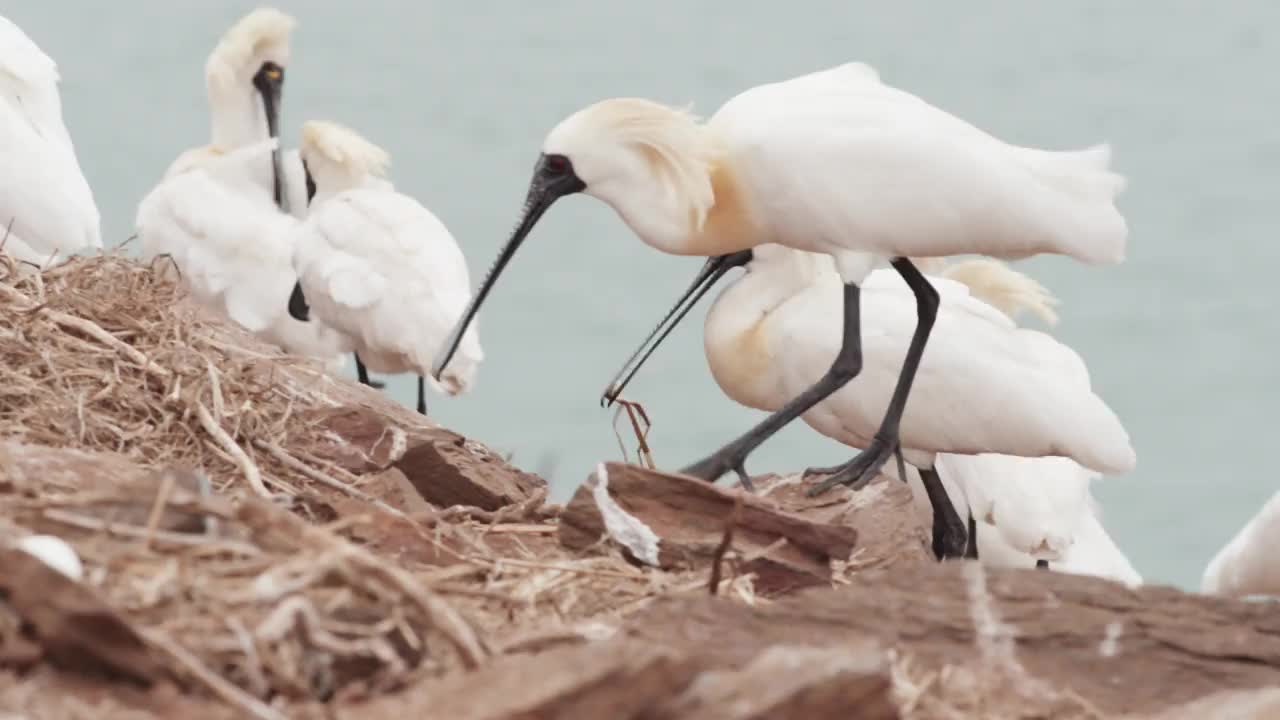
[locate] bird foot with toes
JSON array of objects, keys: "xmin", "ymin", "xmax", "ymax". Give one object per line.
[
  {"xmin": 680, "ymin": 449, "xmax": 755, "ymax": 492},
  {"xmin": 801, "ymin": 463, "xmax": 853, "ymax": 481},
  {"xmin": 805, "ymin": 436, "xmax": 897, "ymax": 496}
]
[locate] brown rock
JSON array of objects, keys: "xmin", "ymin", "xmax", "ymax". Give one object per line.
[
  {"xmin": 1137, "ymin": 686, "xmax": 1280, "ymax": 720},
  {"xmin": 0, "ymin": 548, "xmax": 162, "ymax": 685},
  {"xmin": 392, "ymin": 428, "xmax": 545, "ymax": 511},
  {"xmin": 755, "ymin": 471, "xmax": 932, "ymax": 571},
  {"xmin": 343, "ymin": 635, "xmax": 896, "ymax": 720},
  {"xmin": 0, "ymin": 667, "xmax": 241, "ymax": 720},
  {"xmin": 300, "ymin": 406, "xmax": 412, "ymax": 474},
  {"xmin": 0, "ymin": 442, "xmax": 225, "ymax": 534},
  {"xmin": 345, "ymin": 639, "xmax": 693, "ymax": 720},
  {"xmin": 653, "ymin": 643, "xmax": 898, "ymax": 720},
  {"xmin": 624, "ymin": 561, "xmax": 1280, "ymax": 716},
  {"xmin": 558, "ymin": 463, "xmax": 928, "ymax": 593},
  {"xmin": 280, "ymin": 400, "xmax": 546, "ymax": 515}
]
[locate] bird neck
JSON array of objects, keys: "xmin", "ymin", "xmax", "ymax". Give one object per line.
[
  {"xmin": 307, "ymin": 157, "xmax": 370, "ymax": 202},
  {"xmin": 599, "ymin": 152, "xmax": 760, "ymax": 258},
  {"xmin": 703, "ymin": 255, "xmax": 828, "ymax": 412},
  {"xmin": 208, "ymin": 82, "xmax": 269, "ymax": 151}
]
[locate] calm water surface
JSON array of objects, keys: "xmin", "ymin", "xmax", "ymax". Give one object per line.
[{"xmin": 11, "ymin": 2, "xmax": 1280, "ymax": 589}]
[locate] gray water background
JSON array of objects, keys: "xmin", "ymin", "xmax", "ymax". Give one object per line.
[{"xmin": 10, "ymin": 1, "xmax": 1278, "ymax": 590}]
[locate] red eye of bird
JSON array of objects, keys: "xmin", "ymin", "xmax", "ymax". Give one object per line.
[{"xmin": 545, "ymin": 154, "xmax": 569, "ymax": 174}]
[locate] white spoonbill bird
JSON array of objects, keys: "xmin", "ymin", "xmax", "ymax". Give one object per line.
[
  {"xmin": 135, "ymin": 9, "xmax": 346, "ymax": 367},
  {"xmin": 1201, "ymin": 491, "xmax": 1280, "ymax": 598},
  {"xmin": 931, "ymin": 454, "xmax": 1140, "ymax": 584},
  {"xmin": 288, "ymin": 120, "xmax": 483, "ymax": 414},
  {"xmin": 904, "ymin": 258, "xmax": 1135, "ymax": 581},
  {"xmin": 602, "ymin": 243, "xmax": 1134, "ymax": 558},
  {"xmin": 0, "ymin": 14, "xmax": 101, "ymax": 266},
  {"xmin": 431, "ymin": 61, "xmax": 1129, "ymax": 490},
  {"xmin": 156, "ymin": 8, "xmax": 300, "ymax": 214},
  {"xmin": 135, "ymin": 139, "xmax": 348, "ymax": 365}
]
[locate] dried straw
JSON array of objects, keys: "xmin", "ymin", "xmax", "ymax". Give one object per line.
[{"xmin": 0, "ymin": 252, "xmax": 720, "ymax": 713}]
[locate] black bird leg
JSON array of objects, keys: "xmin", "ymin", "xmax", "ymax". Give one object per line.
[
  {"xmin": 807, "ymin": 258, "xmax": 939, "ymax": 496},
  {"xmin": 417, "ymin": 376, "xmax": 428, "ymax": 416},
  {"xmin": 918, "ymin": 466, "xmax": 968, "ymax": 560},
  {"xmin": 354, "ymin": 354, "xmax": 385, "ymax": 390},
  {"xmin": 680, "ymin": 283, "xmax": 864, "ymax": 489},
  {"xmin": 965, "ymin": 512, "xmax": 979, "ymax": 560}
]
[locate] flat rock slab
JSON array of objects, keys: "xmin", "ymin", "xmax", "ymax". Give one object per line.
[
  {"xmin": 558, "ymin": 462, "xmax": 929, "ymax": 594},
  {"xmin": 297, "ymin": 405, "xmax": 547, "ymax": 512},
  {"xmin": 625, "ymin": 561, "xmax": 1280, "ymax": 717},
  {"xmin": 343, "ymin": 635, "xmax": 896, "ymax": 720},
  {"xmin": 0, "ymin": 442, "xmax": 227, "ymax": 534},
  {"xmin": 0, "ymin": 548, "xmax": 162, "ymax": 685}
]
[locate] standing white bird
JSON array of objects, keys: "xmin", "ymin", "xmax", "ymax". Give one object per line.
[
  {"xmin": 137, "ymin": 139, "xmax": 348, "ymax": 364},
  {"xmin": 134, "ymin": 9, "xmax": 347, "ymax": 368},
  {"xmin": 157, "ymin": 8, "xmax": 299, "ymax": 213},
  {"xmin": 431, "ymin": 61, "xmax": 1129, "ymax": 491},
  {"xmin": 1201, "ymin": 491, "xmax": 1280, "ymax": 598},
  {"xmin": 288, "ymin": 120, "xmax": 483, "ymax": 415},
  {"xmin": 931, "ymin": 454, "xmax": 1140, "ymax": 585},
  {"xmin": 902, "ymin": 259, "xmax": 1135, "ymax": 582},
  {"xmin": 602, "ymin": 243, "xmax": 1134, "ymax": 560},
  {"xmin": 0, "ymin": 14, "xmax": 102, "ymax": 266}
]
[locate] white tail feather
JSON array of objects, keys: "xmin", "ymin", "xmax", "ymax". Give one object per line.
[{"xmin": 940, "ymin": 258, "xmax": 1060, "ymax": 326}]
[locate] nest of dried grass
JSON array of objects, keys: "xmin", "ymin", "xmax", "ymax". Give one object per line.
[
  {"xmin": 0, "ymin": 249, "xmax": 362, "ymax": 503},
  {"xmin": 0, "ymin": 251, "xmax": 722, "ymax": 716}
]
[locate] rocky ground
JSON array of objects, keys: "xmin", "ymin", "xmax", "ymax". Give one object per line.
[{"xmin": 0, "ymin": 254, "xmax": 1278, "ymax": 719}]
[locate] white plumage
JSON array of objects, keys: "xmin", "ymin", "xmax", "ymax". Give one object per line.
[
  {"xmin": 0, "ymin": 14, "xmax": 101, "ymax": 266},
  {"xmin": 1201, "ymin": 491, "xmax": 1280, "ymax": 598},
  {"xmin": 535, "ymin": 61, "xmax": 1127, "ymax": 278},
  {"xmin": 182, "ymin": 7, "xmax": 296, "ymax": 205},
  {"xmin": 134, "ymin": 9, "xmax": 345, "ymax": 365},
  {"xmin": 611, "ymin": 241, "xmax": 1135, "ymax": 576},
  {"xmin": 705, "ymin": 245, "xmax": 1134, "ymax": 475},
  {"xmin": 759, "ymin": 248, "xmax": 1135, "ymax": 579},
  {"xmin": 433, "ymin": 60, "xmax": 1131, "ymax": 488},
  {"xmin": 291, "ymin": 120, "xmax": 483, "ymax": 408},
  {"xmin": 137, "ymin": 140, "xmax": 348, "ymax": 363}
]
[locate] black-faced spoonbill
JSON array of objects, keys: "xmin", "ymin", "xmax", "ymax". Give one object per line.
[
  {"xmin": 431, "ymin": 62, "xmax": 1129, "ymax": 490},
  {"xmin": 288, "ymin": 120, "xmax": 483, "ymax": 415},
  {"xmin": 602, "ymin": 244, "xmax": 1135, "ymax": 559},
  {"xmin": 153, "ymin": 8, "xmax": 299, "ymax": 215},
  {"xmin": 0, "ymin": 14, "xmax": 102, "ymax": 267},
  {"xmin": 134, "ymin": 9, "xmax": 347, "ymax": 368},
  {"xmin": 135, "ymin": 139, "xmax": 348, "ymax": 368},
  {"xmin": 937, "ymin": 453, "xmax": 1140, "ymax": 584}
]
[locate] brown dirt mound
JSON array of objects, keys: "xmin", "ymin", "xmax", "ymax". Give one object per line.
[
  {"xmin": 2, "ymin": 253, "xmax": 1279, "ymax": 719},
  {"xmin": 0, "ymin": 253, "xmax": 701, "ymax": 716}
]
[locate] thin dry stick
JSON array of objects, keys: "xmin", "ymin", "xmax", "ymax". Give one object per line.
[
  {"xmin": 621, "ymin": 400, "xmax": 655, "ymax": 469},
  {"xmin": 610, "ymin": 406, "xmax": 633, "ymax": 466},
  {"xmin": 237, "ymin": 500, "xmax": 488, "ymax": 669},
  {"xmin": 419, "ymin": 486, "xmax": 551, "ymax": 528},
  {"xmin": 0, "ymin": 217, "xmax": 13, "ymax": 252},
  {"xmin": 195, "ymin": 401, "xmax": 272, "ymax": 498},
  {"xmin": 253, "ymin": 440, "xmax": 406, "ymax": 519},
  {"xmin": 474, "ymin": 556, "xmax": 645, "ymax": 581},
  {"xmin": 0, "ymin": 283, "xmax": 172, "ymax": 378},
  {"xmin": 142, "ymin": 470, "xmax": 176, "ymax": 550},
  {"xmin": 41, "ymin": 508, "xmax": 260, "ymax": 555},
  {"xmin": 708, "ymin": 491, "xmax": 744, "ymax": 595},
  {"xmin": 137, "ymin": 626, "xmax": 285, "ymax": 720},
  {"xmin": 610, "ymin": 398, "xmax": 656, "ymax": 470},
  {"xmin": 206, "ymin": 358, "xmax": 226, "ymax": 419}
]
